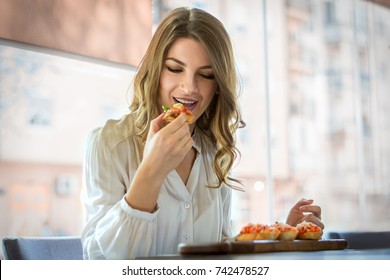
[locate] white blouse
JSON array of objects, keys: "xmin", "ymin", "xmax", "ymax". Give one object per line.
[{"xmin": 81, "ymin": 113, "xmax": 233, "ymax": 259}]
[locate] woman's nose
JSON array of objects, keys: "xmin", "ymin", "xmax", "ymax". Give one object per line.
[{"xmin": 180, "ymin": 75, "xmax": 198, "ymax": 94}]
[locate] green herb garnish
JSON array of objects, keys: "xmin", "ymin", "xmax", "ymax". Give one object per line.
[{"xmin": 162, "ymin": 105, "xmax": 169, "ymax": 112}]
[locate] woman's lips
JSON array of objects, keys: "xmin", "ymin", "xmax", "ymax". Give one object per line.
[{"xmin": 174, "ymin": 97, "xmax": 198, "ymax": 111}]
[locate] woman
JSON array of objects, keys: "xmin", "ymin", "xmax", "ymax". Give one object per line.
[{"xmin": 81, "ymin": 7, "xmax": 323, "ymax": 260}]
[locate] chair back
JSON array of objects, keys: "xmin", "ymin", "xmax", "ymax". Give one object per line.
[
  {"xmin": 2, "ymin": 236, "xmax": 83, "ymax": 260},
  {"xmin": 327, "ymin": 231, "xmax": 390, "ymax": 249}
]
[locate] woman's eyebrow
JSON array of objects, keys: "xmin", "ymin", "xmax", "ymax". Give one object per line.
[{"xmin": 165, "ymin": 57, "xmax": 212, "ymax": 70}]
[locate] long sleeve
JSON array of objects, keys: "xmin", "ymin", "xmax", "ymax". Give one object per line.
[{"xmin": 81, "ymin": 123, "xmax": 159, "ymax": 259}]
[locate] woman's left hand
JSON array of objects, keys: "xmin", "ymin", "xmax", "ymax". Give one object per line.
[{"xmin": 285, "ymin": 198, "xmax": 324, "ymax": 229}]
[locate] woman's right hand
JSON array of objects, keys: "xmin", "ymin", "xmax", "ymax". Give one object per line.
[
  {"xmin": 142, "ymin": 112, "xmax": 194, "ymax": 178},
  {"xmin": 125, "ymin": 112, "xmax": 193, "ymax": 212}
]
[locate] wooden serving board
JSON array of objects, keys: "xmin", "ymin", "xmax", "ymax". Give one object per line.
[{"xmin": 179, "ymin": 239, "xmax": 348, "ymax": 255}]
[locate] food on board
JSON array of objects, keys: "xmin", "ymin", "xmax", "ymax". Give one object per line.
[
  {"xmin": 272, "ymin": 222, "xmax": 299, "ymax": 241},
  {"xmin": 296, "ymin": 221, "xmax": 323, "ymax": 240},
  {"xmin": 236, "ymin": 221, "xmax": 322, "ymax": 241},
  {"xmin": 236, "ymin": 223, "xmax": 280, "ymax": 241}
]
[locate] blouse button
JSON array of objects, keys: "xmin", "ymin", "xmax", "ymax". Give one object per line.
[
  {"xmin": 184, "ymin": 202, "xmax": 191, "ymax": 209},
  {"xmin": 184, "ymin": 232, "xmax": 190, "ymax": 239}
]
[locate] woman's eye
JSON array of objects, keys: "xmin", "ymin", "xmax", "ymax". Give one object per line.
[
  {"xmin": 166, "ymin": 66, "xmax": 182, "ymax": 73},
  {"xmin": 200, "ymin": 73, "xmax": 215, "ymax": 80}
]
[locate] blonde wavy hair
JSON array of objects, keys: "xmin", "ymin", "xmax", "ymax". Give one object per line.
[{"xmin": 130, "ymin": 7, "xmax": 245, "ymax": 189}]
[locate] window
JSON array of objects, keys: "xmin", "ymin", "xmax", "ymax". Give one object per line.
[
  {"xmin": 324, "ymin": 0, "xmax": 336, "ymax": 26},
  {"xmin": 0, "ymin": 39, "xmax": 135, "ymax": 239}
]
